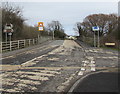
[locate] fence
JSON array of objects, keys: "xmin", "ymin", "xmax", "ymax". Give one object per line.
[{"xmin": 0, "ymin": 36, "xmax": 52, "ymax": 53}]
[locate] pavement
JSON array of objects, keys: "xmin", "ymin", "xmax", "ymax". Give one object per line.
[{"xmin": 0, "ymin": 39, "xmax": 119, "ymax": 93}]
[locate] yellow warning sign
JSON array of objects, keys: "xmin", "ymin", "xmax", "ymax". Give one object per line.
[{"xmin": 38, "ymin": 22, "xmax": 44, "ymax": 31}]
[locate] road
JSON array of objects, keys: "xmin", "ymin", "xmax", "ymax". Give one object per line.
[
  {"xmin": 73, "ymin": 72, "xmax": 119, "ymax": 93},
  {"xmin": 0, "ymin": 40, "xmax": 118, "ymax": 93}
]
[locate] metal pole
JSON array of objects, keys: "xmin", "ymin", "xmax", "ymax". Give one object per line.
[
  {"xmin": 38, "ymin": 34, "xmax": 39, "ymax": 44},
  {"xmin": 53, "ymin": 30, "xmax": 54, "ymax": 40},
  {"xmin": 6, "ymin": 32, "xmax": 7, "ymax": 42},
  {"xmin": 94, "ymin": 31, "xmax": 96, "ymax": 47},
  {"xmin": 10, "ymin": 35, "xmax": 11, "ymax": 42},
  {"xmin": 98, "ymin": 30, "xmax": 100, "ymax": 47}
]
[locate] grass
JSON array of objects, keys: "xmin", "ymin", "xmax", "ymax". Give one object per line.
[
  {"xmin": 100, "ymin": 46, "xmax": 120, "ymax": 51},
  {"xmin": 82, "ymin": 40, "xmax": 120, "ymax": 51}
]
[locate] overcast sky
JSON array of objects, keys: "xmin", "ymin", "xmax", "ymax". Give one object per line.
[{"xmin": 12, "ymin": 2, "xmax": 118, "ymax": 35}]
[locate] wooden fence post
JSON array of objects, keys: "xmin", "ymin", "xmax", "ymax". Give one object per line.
[
  {"xmin": 18, "ymin": 40, "xmax": 19, "ymax": 49},
  {"xmin": 24, "ymin": 40, "xmax": 26, "ymax": 48},
  {"xmin": 10, "ymin": 41, "xmax": 12, "ymax": 51},
  {"xmin": 33, "ymin": 39, "xmax": 35, "ymax": 45},
  {"xmin": 0, "ymin": 42, "xmax": 2, "ymax": 53},
  {"xmin": 29, "ymin": 39, "xmax": 31, "ymax": 46}
]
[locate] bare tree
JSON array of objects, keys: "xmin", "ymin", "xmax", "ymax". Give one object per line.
[
  {"xmin": 47, "ymin": 21, "xmax": 63, "ymax": 32},
  {"xmin": 81, "ymin": 14, "xmax": 118, "ymax": 36},
  {"xmin": 73, "ymin": 22, "xmax": 83, "ymax": 37},
  {"xmin": 47, "ymin": 21, "xmax": 66, "ymax": 39},
  {"xmin": 2, "ymin": 2, "xmax": 24, "ymax": 40},
  {"xmin": 107, "ymin": 14, "xmax": 118, "ymax": 34}
]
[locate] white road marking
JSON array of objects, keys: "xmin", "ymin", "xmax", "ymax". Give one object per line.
[
  {"xmin": 82, "ymin": 56, "xmax": 96, "ymax": 73},
  {"xmin": 85, "ymin": 49, "xmax": 118, "ymax": 56},
  {"xmin": 86, "ymin": 56, "xmax": 94, "ymax": 60},
  {"xmin": 82, "ymin": 60, "xmax": 89, "ymax": 64},
  {"xmin": 35, "ymin": 70, "xmax": 61, "ymax": 74},
  {"xmin": 48, "ymin": 57, "xmax": 59, "ymax": 61},
  {"xmin": 91, "ymin": 67, "xmax": 96, "ymax": 71},
  {"xmin": 20, "ymin": 79, "xmax": 40, "ymax": 85},
  {"xmin": 81, "ymin": 67, "xmax": 85, "ymax": 71},
  {"xmin": 83, "ymin": 63, "xmax": 87, "ymax": 66},
  {"xmin": 78, "ymin": 71, "xmax": 83, "ymax": 75},
  {"xmin": 91, "ymin": 61, "xmax": 95, "ymax": 64},
  {"xmin": 1, "ymin": 67, "xmax": 61, "ymax": 92},
  {"xmin": 96, "ymin": 56, "xmax": 118, "ymax": 59},
  {"xmin": 57, "ymin": 73, "xmax": 76, "ymax": 92},
  {"xmin": 89, "ymin": 64, "xmax": 95, "ymax": 67}
]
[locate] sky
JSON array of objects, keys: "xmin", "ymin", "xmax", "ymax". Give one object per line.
[{"xmin": 7, "ymin": 1, "xmax": 118, "ymax": 35}]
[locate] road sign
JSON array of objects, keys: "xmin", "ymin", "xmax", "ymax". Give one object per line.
[
  {"xmin": 8, "ymin": 32, "xmax": 12, "ymax": 36},
  {"xmin": 4, "ymin": 29, "xmax": 13, "ymax": 33},
  {"xmin": 4, "ymin": 24, "xmax": 14, "ymax": 33},
  {"xmin": 38, "ymin": 27, "xmax": 44, "ymax": 31},
  {"xmin": 92, "ymin": 26, "xmax": 99, "ymax": 31},
  {"xmin": 38, "ymin": 22, "xmax": 44, "ymax": 31},
  {"xmin": 4, "ymin": 23, "xmax": 14, "ymax": 42}
]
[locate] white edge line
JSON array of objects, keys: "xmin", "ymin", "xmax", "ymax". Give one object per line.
[{"xmin": 68, "ymin": 71, "xmax": 102, "ymax": 93}]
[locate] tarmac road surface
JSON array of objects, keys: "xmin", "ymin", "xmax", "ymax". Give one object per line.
[
  {"xmin": 0, "ymin": 39, "xmax": 119, "ymax": 93},
  {"xmin": 72, "ymin": 72, "xmax": 119, "ymax": 93}
]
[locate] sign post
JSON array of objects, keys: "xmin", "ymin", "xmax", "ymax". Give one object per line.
[
  {"xmin": 94, "ymin": 31, "xmax": 96, "ymax": 47},
  {"xmin": 4, "ymin": 23, "xmax": 13, "ymax": 42},
  {"xmin": 8, "ymin": 32, "xmax": 12, "ymax": 41},
  {"xmin": 38, "ymin": 22, "xmax": 44, "ymax": 43},
  {"xmin": 98, "ymin": 29, "xmax": 100, "ymax": 47},
  {"xmin": 6, "ymin": 32, "xmax": 7, "ymax": 42},
  {"xmin": 92, "ymin": 26, "xmax": 100, "ymax": 47},
  {"xmin": 53, "ymin": 30, "xmax": 54, "ymax": 40}
]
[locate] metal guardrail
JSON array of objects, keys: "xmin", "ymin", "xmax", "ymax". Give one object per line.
[{"xmin": 0, "ymin": 36, "xmax": 52, "ymax": 53}]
